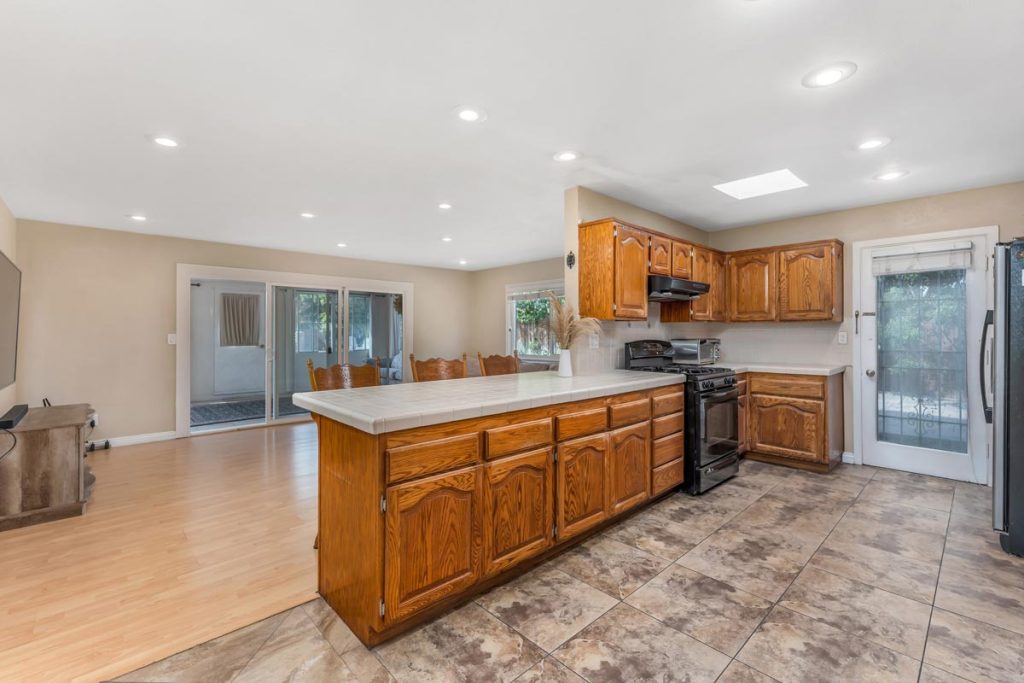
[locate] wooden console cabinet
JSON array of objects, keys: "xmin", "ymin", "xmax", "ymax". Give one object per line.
[
  {"xmin": 315, "ymin": 384, "xmax": 684, "ymax": 646},
  {"xmin": 0, "ymin": 404, "xmax": 96, "ymax": 531}
]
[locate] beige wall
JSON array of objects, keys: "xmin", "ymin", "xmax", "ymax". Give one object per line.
[
  {"xmin": 16, "ymin": 219, "xmax": 477, "ymax": 439},
  {"xmin": 469, "ymin": 258, "xmax": 564, "ymax": 357},
  {"xmin": 0, "ymin": 195, "xmax": 15, "ymax": 415}
]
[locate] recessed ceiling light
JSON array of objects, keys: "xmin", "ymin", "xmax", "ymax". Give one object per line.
[
  {"xmin": 553, "ymin": 151, "xmax": 580, "ymax": 162},
  {"xmin": 152, "ymin": 136, "xmax": 179, "ymax": 147},
  {"xmin": 300, "ymin": 212, "xmax": 316, "ymax": 218},
  {"xmin": 458, "ymin": 259, "xmax": 468, "ymax": 266},
  {"xmin": 441, "ymin": 236, "xmax": 453, "ymax": 242},
  {"xmin": 336, "ymin": 242, "xmax": 347, "ymax": 248},
  {"xmin": 874, "ymin": 170, "xmax": 908, "ymax": 181},
  {"xmin": 129, "ymin": 214, "xmax": 147, "ymax": 222},
  {"xmin": 857, "ymin": 137, "xmax": 892, "ymax": 151},
  {"xmin": 801, "ymin": 62, "xmax": 857, "ymax": 88},
  {"xmin": 454, "ymin": 106, "xmax": 486, "ymax": 122},
  {"xmin": 713, "ymin": 169, "xmax": 808, "ymax": 200},
  {"xmin": 438, "ymin": 202, "xmax": 452, "ymax": 210}
]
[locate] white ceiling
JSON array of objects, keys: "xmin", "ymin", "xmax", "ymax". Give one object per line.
[{"xmin": 1, "ymin": 1, "xmax": 1022, "ymax": 270}]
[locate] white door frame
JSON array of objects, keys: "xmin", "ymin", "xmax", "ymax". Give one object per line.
[
  {"xmin": 851, "ymin": 225, "xmax": 997, "ymax": 477},
  {"xmin": 175, "ymin": 263, "xmax": 414, "ymax": 438}
]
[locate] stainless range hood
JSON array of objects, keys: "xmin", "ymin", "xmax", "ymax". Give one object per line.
[{"xmin": 648, "ymin": 275, "xmax": 710, "ymax": 302}]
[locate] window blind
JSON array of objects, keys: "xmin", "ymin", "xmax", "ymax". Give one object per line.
[{"xmin": 871, "ymin": 239, "xmax": 974, "ymax": 276}]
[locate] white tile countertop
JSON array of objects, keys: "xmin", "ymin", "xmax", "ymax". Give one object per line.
[
  {"xmin": 715, "ymin": 361, "xmax": 847, "ymax": 376},
  {"xmin": 292, "ymin": 370, "xmax": 684, "ymax": 435}
]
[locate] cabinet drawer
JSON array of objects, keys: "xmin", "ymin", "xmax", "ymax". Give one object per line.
[
  {"xmin": 750, "ymin": 374, "xmax": 824, "ymax": 400},
  {"xmin": 652, "ymin": 432, "xmax": 683, "ymax": 467},
  {"xmin": 556, "ymin": 407, "xmax": 607, "ymax": 441},
  {"xmin": 652, "ymin": 458, "xmax": 684, "ymax": 496},
  {"xmin": 652, "ymin": 390, "xmax": 683, "ymax": 417},
  {"xmin": 387, "ymin": 433, "xmax": 480, "ymax": 484},
  {"xmin": 485, "ymin": 418, "xmax": 553, "ymax": 460},
  {"xmin": 652, "ymin": 412, "xmax": 683, "ymax": 440},
  {"xmin": 609, "ymin": 398, "xmax": 651, "ymax": 428}
]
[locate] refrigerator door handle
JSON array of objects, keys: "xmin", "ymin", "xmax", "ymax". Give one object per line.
[{"xmin": 981, "ymin": 309, "xmax": 994, "ymax": 424}]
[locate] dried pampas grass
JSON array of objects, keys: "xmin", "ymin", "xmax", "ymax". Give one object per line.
[{"xmin": 546, "ymin": 291, "xmax": 601, "ymax": 349}]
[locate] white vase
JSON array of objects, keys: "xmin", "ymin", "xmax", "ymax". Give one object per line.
[{"xmin": 557, "ymin": 349, "xmax": 573, "ymax": 377}]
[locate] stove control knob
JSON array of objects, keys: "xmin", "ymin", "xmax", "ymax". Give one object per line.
[{"xmin": 701, "ymin": 380, "xmax": 712, "ymax": 390}]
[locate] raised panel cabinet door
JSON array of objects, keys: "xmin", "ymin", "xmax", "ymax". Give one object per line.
[
  {"xmin": 779, "ymin": 243, "xmax": 836, "ymax": 321},
  {"xmin": 671, "ymin": 241, "xmax": 693, "ymax": 279},
  {"xmin": 482, "ymin": 448, "xmax": 553, "ymax": 576},
  {"xmin": 728, "ymin": 250, "xmax": 778, "ymax": 321},
  {"xmin": 614, "ymin": 225, "xmax": 649, "ymax": 319},
  {"xmin": 689, "ymin": 246, "xmax": 714, "ymax": 320},
  {"xmin": 749, "ymin": 395, "xmax": 825, "ymax": 463},
  {"xmin": 607, "ymin": 421, "xmax": 651, "ymax": 516},
  {"xmin": 710, "ymin": 251, "xmax": 729, "ymax": 321},
  {"xmin": 649, "ymin": 234, "xmax": 671, "ymax": 276},
  {"xmin": 385, "ymin": 466, "xmax": 482, "ymax": 623},
  {"xmin": 556, "ymin": 433, "xmax": 608, "ymax": 541}
]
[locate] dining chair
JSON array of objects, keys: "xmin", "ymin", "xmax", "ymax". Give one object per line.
[
  {"xmin": 306, "ymin": 357, "xmax": 381, "ymax": 390},
  {"xmin": 409, "ymin": 353, "xmax": 468, "ymax": 382},
  {"xmin": 477, "ymin": 351, "xmax": 520, "ymax": 376}
]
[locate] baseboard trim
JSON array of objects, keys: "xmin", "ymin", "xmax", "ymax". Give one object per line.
[
  {"xmin": 841, "ymin": 451, "xmax": 856, "ymax": 464},
  {"xmin": 99, "ymin": 431, "xmax": 179, "ymax": 448}
]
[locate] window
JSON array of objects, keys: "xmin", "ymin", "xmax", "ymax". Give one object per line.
[{"xmin": 506, "ymin": 280, "xmax": 564, "ymax": 360}]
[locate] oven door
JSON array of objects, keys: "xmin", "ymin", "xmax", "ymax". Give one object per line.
[{"xmin": 699, "ymin": 387, "xmax": 739, "ymax": 465}]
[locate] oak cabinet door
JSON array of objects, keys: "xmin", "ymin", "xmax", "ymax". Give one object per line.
[
  {"xmin": 690, "ymin": 246, "xmax": 714, "ymax": 320},
  {"xmin": 607, "ymin": 421, "xmax": 651, "ymax": 516},
  {"xmin": 385, "ymin": 466, "xmax": 482, "ymax": 622},
  {"xmin": 728, "ymin": 250, "xmax": 778, "ymax": 321},
  {"xmin": 671, "ymin": 241, "xmax": 693, "ymax": 279},
  {"xmin": 614, "ymin": 225, "xmax": 649, "ymax": 320},
  {"xmin": 482, "ymin": 448, "xmax": 553, "ymax": 575},
  {"xmin": 749, "ymin": 395, "xmax": 825, "ymax": 463},
  {"xmin": 649, "ymin": 235, "xmax": 671, "ymax": 276},
  {"xmin": 711, "ymin": 251, "xmax": 728, "ymax": 322},
  {"xmin": 779, "ymin": 243, "xmax": 838, "ymax": 321},
  {"xmin": 556, "ymin": 433, "xmax": 608, "ymax": 541}
]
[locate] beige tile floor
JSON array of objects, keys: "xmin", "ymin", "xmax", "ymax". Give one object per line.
[{"xmin": 113, "ymin": 460, "xmax": 1024, "ymax": 683}]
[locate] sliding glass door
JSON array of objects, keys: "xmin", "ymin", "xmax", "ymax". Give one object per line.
[
  {"xmin": 272, "ymin": 286, "xmax": 340, "ymax": 418},
  {"xmin": 346, "ymin": 291, "xmax": 403, "ymax": 384}
]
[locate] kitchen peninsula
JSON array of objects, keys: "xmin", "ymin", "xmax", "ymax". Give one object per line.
[{"xmin": 292, "ymin": 370, "xmax": 686, "ymax": 646}]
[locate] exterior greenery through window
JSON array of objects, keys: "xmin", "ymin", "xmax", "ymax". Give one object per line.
[{"xmin": 507, "ymin": 281, "xmax": 564, "ymax": 360}]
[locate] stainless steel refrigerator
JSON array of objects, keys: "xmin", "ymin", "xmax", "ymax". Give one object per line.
[{"xmin": 989, "ymin": 240, "xmax": 1024, "ymax": 556}]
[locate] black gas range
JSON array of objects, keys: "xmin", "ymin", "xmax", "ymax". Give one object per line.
[{"xmin": 625, "ymin": 340, "xmax": 740, "ymax": 494}]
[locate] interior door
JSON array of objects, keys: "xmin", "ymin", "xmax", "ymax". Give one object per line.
[{"xmin": 858, "ymin": 233, "xmax": 993, "ymax": 483}]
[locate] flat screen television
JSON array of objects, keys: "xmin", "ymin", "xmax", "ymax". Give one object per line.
[{"xmin": 0, "ymin": 248, "xmax": 20, "ymax": 390}]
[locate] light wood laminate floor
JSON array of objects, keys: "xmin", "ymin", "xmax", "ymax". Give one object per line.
[{"xmin": 0, "ymin": 422, "xmax": 318, "ymax": 683}]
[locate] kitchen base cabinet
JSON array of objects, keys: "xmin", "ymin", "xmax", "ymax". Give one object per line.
[
  {"xmin": 744, "ymin": 372, "xmax": 844, "ymax": 472},
  {"xmin": 314, "ymin": 383, "xmax": 685, "ymax": 647}
]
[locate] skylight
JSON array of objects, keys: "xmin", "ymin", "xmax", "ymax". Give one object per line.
[{"xmin": 713, "ymin": 169, "xmax": 808, "ymax": 200}]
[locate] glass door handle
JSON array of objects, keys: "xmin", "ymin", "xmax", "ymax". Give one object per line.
[{"xmin": 865, "ymin": 369, "xmax": 876, "ymax": 378}]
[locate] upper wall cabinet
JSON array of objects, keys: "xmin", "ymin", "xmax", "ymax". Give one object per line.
[
  {"xmin": 689, "ymin": 246, "xmax": 714, "ymax": 320},
  {"xmin": 727, "ymin": 249, "xmax": 778, "ymax": 321},
  {"xmin": 671, "ymin": 242, "xmax": 693, "ymax": 279},
  {"xmin": 778, "ymin": 241, "xmax": 843, "ymax": 322},
  {"xmin": 579, "ymin": 219, "xmax": 648, "ymax": 320},
  {"xmin": 649, "ymin": 235, "xmax": 671, "ymax": 276}
]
